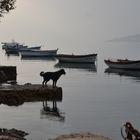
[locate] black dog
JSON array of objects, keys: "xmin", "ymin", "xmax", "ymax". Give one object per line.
[{"xmin": 40, "ymin": 69, "xmax": 66, "ymax": 88}]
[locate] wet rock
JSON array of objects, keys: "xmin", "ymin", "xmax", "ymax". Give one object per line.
[
  {"xmin": 0, "ymin": 128, "xmax": 29, "ymax": 140},
  {"xmin": 0, "ymin": 71, "xmax": 7, "ymax": 83},
  {"xmin": 0, "ymin": 66, "xmax": 17, "ymax": 84}
]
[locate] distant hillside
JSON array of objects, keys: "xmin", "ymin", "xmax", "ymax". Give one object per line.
[{"xmin": 109, "ymin": 34, "xmax": 140, "ymax": 42}]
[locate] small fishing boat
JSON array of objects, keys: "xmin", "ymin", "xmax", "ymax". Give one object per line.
[
  {"xmin": 104, "ymin": 59, "xmax": 140, "ymax": 69},
  {"xmin": 2, "ymin": 41, "xmax": 41, "ymax": 54},
  {"xmin": 6, "ymin": 46, "xmax": 41, "ymax": 54},
  {"xmin": 20, "ymin": 48, "xmax": 58, "ymax": 57},
  {"xmin": 56, "ymin": 53, "xmax": 97, "ymax": 63},
  {"xmin": 1, "ymin": 41, "xmax": 27, "ymax": 50}
]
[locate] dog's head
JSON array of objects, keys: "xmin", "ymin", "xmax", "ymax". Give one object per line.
[
  {"xmin": 40, "ymin": 71, "xmax": 44, "ymax": 77},
  {"xmin": 60, "ymin": 69, "xmax": 66, "ymax": 75}
]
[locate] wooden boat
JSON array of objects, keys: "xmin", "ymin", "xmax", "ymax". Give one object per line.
[
  {"xmin": 56, "ymin": 54, "xmax": 97, "ymax": 63},
  {"xmin": 20, "ymin": 48, "xmax": 58, "ymax": 57},
  {"xmin": 104, "ymin": 59, "xmax": 140, "ymax": 69}
]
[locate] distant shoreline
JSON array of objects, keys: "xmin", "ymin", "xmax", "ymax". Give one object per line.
[{"xmin": 108, "ymin": 34, "xmax": 140, "ymax": 42}]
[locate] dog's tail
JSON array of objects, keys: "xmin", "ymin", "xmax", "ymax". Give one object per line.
[{"xmin": 40, "ymin": 71, "xmax": 45, "ymax": 76}]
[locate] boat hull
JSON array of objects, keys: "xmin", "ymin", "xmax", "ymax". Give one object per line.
[
  {"xmin": 104, "ymin": 60, "xmax": 140, "ymax": 69},
  {"xmin": 20, "ymin": 49, "xmax": 58, "ymax": 57},
  {"xmin": 56, "ymin": 54, "xmax": 97, "ymax": 63}
]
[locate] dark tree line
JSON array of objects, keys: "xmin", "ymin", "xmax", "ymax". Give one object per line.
[{"xmin": 0, "ymin": 0, "xmax": 16, "ymax": 17}]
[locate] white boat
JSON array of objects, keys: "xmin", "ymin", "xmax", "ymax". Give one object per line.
[
  {"xmin": 1, "ymin": 41, "xmax": 41, "ymax": 54},
  {"xmin": 20, "ymin": 49, "xmax": 58, "ymax": 57},
  {"xmin": 5, "ymin": 46, "xmax": 41, "ymax": 54},
  {"xmin": 1, "ymin": 41, "xmax": 27, "ymax": 50},
  {"xmin": 104, "ymin": 59, "xmax": 140, "ymax": 69},
  {"xmin": 56, "ymin": 54, "xmax": 97, "ymax": 63}
]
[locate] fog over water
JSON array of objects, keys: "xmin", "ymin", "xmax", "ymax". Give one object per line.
[{"xmin": 1, "ymin": 0, "xmax": 140, "ymax": 52}]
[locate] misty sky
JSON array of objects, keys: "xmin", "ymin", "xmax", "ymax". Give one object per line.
[{"xmin": 0, "ymin": 0, "xmax": 140, "ymax": 52}]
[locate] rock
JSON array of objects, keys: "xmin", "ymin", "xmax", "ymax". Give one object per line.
[{"xmin": 49, "ymin": 132, "xmax": 112, "ymax": 140}]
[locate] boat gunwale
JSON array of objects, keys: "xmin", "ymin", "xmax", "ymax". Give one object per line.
[
  {"xmin": 22, "ymin": 49, "xmax": 58, "ymax": 52},
  {"xmin": 104, "ymin": 59, "xmax": 140, "ymax": 65}
]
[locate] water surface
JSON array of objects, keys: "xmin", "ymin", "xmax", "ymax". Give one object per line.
[{"xmin": 0, "ymin": 42, "xmax": 140, "ymax": 140}]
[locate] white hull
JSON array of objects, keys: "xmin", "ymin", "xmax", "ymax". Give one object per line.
[
  {"xmin": 20, "ymin": 49, "xmax": 58, "ymax": 57},
  {"xmin": 56, "ymin": 54, "xmax": 97, "ymax": 63},
  {"xmin": 104, "ymin": 59, "xmax": 140, "ymax": 69}
]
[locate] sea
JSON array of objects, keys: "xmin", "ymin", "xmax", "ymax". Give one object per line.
[{"xmin": 0, "ymin": 41, "xmax": 140, "ymax": 140}]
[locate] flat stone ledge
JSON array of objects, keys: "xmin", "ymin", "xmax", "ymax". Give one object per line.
[{"xmin": 0, "ymin": 84, "xmax": 62, "ymax": 106}]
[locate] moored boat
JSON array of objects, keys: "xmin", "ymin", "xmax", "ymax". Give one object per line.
[
  {"xmin": 5, "ymin": 46, "xmax": 41, "ymax": 54},
  {"xmin": 1, "ymin": 41, "xmax": 42, "ymax": 54},
  {"xmin": 2, "ymin": 41, "xmax": 27, "ymax": 54},
  {"xmin": 20, "ymin": 48, "xmax": 58, "ymax": 57},
  {"xmin": 56, "ymin": 53, "xmax": 97, "ymax": 63},
  {"xmin": 1, "ymin": 41, "xmax": 27, "ymax": 50},
  {"xmin": 104, "ymin": 59, "xmax": 140, "ymax": 69}
]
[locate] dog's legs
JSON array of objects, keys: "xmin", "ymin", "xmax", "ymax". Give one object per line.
[
  {"xmin": 42, "ymin": 80, "xmax": 45, "ymax": 87},
  {"xmin": 53, "ymin": 80, "xmax": 57, "ymax": 88},
  {"xmin": 53, "ymin": 81, "xmax": 55, "ymax": 88},
  {"xmin": 55, "ymin": 81, "xmax": 57, "ymax": 87},
  {"xmin": 53, "ymin": 81, "xmax": 56, "ymax": 88},
  {"xmin": 45, "ymin": 80, "xmax": 48, "ymax": 87}
]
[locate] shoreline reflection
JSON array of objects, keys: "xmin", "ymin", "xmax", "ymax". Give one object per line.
[{"xmin": 21, "ymin": 56, "xmax": 56, "ymax": 61}]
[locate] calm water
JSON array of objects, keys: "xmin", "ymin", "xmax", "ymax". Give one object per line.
[{"xmin": 0, "ymin": 42, "xmax": 140, "ymax": 140}]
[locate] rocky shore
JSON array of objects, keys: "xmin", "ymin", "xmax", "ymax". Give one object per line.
[
  {"xmin": 49, "ymin": 132, "xmax": 112, "ymax": 140},
  {"xmin": 0, "ymin": 128, "xmax": 28, "ymax": 140}
]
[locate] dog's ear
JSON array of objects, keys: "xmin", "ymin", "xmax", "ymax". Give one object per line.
[{"xmin": 40, "ymin": 71, "xmax": 44, "ymax": 76}]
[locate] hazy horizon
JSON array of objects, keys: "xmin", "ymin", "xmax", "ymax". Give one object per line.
[{"xmin": 0, "ymin": 0, "xmax": 140, "ymax": 53}]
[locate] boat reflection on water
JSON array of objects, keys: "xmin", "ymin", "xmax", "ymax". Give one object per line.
[
  {"xmin": 40, "ymin": 100, "xmax": 65, "ymax": 122},
  {"xmin": 105, "ymin": 68, "xmax": 140, "ymax": 82},
  {"xmin": 5, "ymin": 52, "xmax": 20, "ymax": 57},
  {"xmin": 54, "ymin": 62, "xmax": 97, "ymax": 72},
  {"xmin": 21, "ymin": 56, "xmax": 56, "ymax": 61}
]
